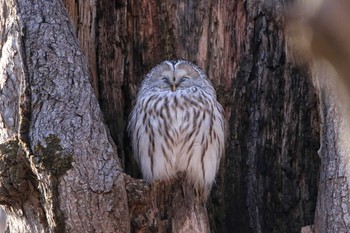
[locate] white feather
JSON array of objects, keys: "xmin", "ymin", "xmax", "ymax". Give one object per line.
[{"xmin": 128, "ymin": 60, "xmax": 225, "ymax": 193}]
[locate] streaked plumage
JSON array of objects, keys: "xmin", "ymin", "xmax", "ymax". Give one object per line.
[{"xmin": 128, "ymin": 60, "xmax": 225, "ymax": 195}]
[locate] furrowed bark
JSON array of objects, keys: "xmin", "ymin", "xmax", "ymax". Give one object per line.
[
  {"xmin": 1, "ymin": 0, "xmax": 129, "ymax": 232},
  {"xmin": 1, "ymin": 0, "xmax": 209, "ymax": 232},
  {"xmin": 290, "ymin": 1, "xmax": 350, "ymax": 231},
  {"xmin": 313, "ymin": 59, "xmax": 350, "ymax": 233},
  {"xmin": 63, "ymin": 0, "xmax": 320, "ymax": 233},
  {"xmin": 1, "ymin": 0, "xmax": 323, "ymax": 232}
]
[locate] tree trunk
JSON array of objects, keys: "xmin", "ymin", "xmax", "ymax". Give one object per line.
[
  {"xmin": 313, "ymin": 61, "xmax": 350, "ymax": 233},
  {"xmin": 0, "ymin": 0, "xmax": 130, "ymax": 232},
  {"xmin": 62, "ymin": 0, "xmax": 320, "ymax": 233},
  {"xmin": 0, "ymin": 0, "xmax": 209, "ymax": 232},
  {"xmin": 1, "ymin": 0, "xmax": 322, "ymax": 233},
  {"xmin": 290, "ymin": 1, "xmax": 350, "ymax": 231}
]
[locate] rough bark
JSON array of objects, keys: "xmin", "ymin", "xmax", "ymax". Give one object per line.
[
  {"xmin": 0, "ymin": 0, "xmax": 323, "ymax": 232},
  {"xmin": 0, "ymin": 0, "xmax": 129, "ymax": 232},
  {"xmin": 217, "ymin": 2, "xmax": 320, "ymax": 232},
  {"xmin": 313, "ymin": 61, "xmax": 350, "ymax": 233},
  {"xmin": 125, "ymin": 176, "xmax": 210, "ymax": 233},
  {"xmin": 62, "ymin": 0, "xmax": 320, "ymax": 233},
  {"xmin": 290, "ymin": 1, "xmax": 350, "ymax": 231},
  {"xmin": 1, "ymin": 0, "xmax": 209, "ymax": 232}
]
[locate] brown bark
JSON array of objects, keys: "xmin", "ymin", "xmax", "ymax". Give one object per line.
[
  {"xmin": 0, "ymin": 0, "xmax": 323, "ymax": 233},
  {"xmin": 125, "ymin": 176, "xmax": 210, "ymax": 233},
  {"xmin": 63, "ymin": 0, "xmax": 320, "ymax": 233},
  {"xmin": 1, "ymin": 0, "xmax": 209, "ymax": 232}
]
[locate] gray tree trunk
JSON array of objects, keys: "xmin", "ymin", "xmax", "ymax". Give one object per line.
[
  {"xmin": 0, "ymin": 0, "xmax": 129, "ymax": 232},
  {"xmin": 295, "ymin": 1, "xmax": 350, "ymax": 231},
  {"xmin": 313, "ymin": 61, "xmax": 350, "ymax": 233}
]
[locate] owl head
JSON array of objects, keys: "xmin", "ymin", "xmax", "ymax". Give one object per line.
[{"xmin": 139, "ymin": 60, "xmax": 215, "ymax": 96}]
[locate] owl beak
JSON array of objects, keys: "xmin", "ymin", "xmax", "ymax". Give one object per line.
[{"xmin": 172, "ymin": 83, "xmax": 176, "ymax": 92}]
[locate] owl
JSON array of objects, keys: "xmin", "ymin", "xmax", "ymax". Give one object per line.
[{"xmin": 127, "ymin": 60, "xmax": 225, "ymax": 197}]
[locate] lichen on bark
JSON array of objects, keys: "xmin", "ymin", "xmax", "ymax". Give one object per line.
[
  {"xmin": 0, "ymin": 138, "xmax": 19, "ymax": 159},
  {"xmin": 0, "ymin": 137, "xmax": 34, "ymax": 207},
  {"xmin": 33, "ymin": 134, "xmax": 73, "ymax": 176}
]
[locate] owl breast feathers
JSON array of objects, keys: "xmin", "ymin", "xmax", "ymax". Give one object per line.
[{"xmin": 128, "ymin": 60, "xmax": 225, "ymax": 195}]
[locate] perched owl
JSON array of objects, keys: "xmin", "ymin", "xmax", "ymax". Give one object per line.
[{"xmin": 128, "ymin": 60, "xmax": 225, "ymax": 196}]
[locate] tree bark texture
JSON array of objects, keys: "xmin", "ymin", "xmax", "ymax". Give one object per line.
[
  {"xmin": 62, "ymin": 0, "xmax": 320, "ymax": 233},
  {"xmin": 0, "ymin": 0, "xmax": 323, "ymax": 232},
  {"xmin": 0, "ymin": 0, "xmax": 130, "ymax": 232},
  {"xmin": 290, "ymin": 1, "xmax": 350, "ymax": 231},
  {"xmin": 313, "ymin": 61, "xmax": 350, "ymax": 233},
  {"xmin": 1, "ymin": 0, "xmax": 210, "ymax": 232}
]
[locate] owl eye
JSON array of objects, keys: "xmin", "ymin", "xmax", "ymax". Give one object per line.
[
  {"xmin": 161, "ymin": 77, "xmax": 171, "ymax": 85},
  {"xmin": 181, "ymin": 76, "xmax": 190, "ymax": 82}
]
